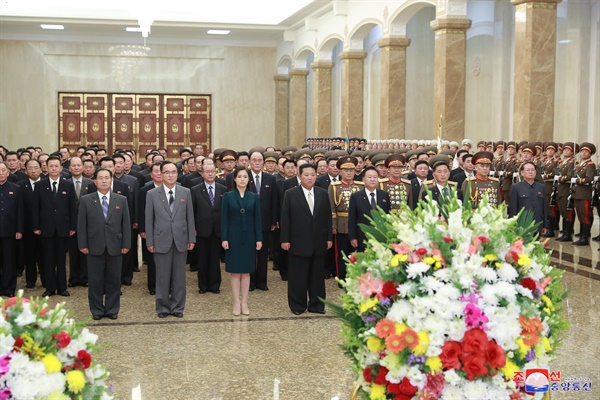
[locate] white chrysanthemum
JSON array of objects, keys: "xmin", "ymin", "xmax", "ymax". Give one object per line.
[
  {"xmin": 86, "ymin": 364, "xmax": 108, "ymax": 385},
  {"xmin": 463, "ymin": 380, "xmax": 491, "ymax": 400},
  {"xmin": 493, "ymin": 281, "xmax": 517, "ymax": 304},
  {"xmin": 474, "ymin": 266, "xmax": 498, "ymax": 283},
  {"xmin": 448, "ymin": 319, "xmax": 466, "ymax": 341},
  {"xmin": 420, "ymin": 276, "xmax": 444, "ymax": 295},
  {"xmin": 515, "ymin": 284, "xmax": 534, "ymax": 299},
  {"xmin": 36, "ymin": 372, "xmax": 67, "ymax": 398},
  {"xmin": 407, "ymin": 366, "xmax": 427, "ymax": 389},
  {"xmin": 480, "ymin": 285, "xmax": 500, "ymax": 306},
  {"xmin": 485, "ymin": 305, "xmax": 522, "ymax": 350},
  {"xmin": 79, "ymin": 327, "xmax": 99, "ymax": 344},
  {"xmin": 496, "ymin": 264, "xmax": 518, "ymax": 282},
  {"xmin": 406, "ymin": 262, "xmax": 431, "ymax": 279},
  {"xmin": 386, "ymin": 299, "xmax": 412, "ymax": 323},
  {"xmin": 14, "ymin": 303, "xmax": 37, "ymax": 326},
  {"xmin": 441, "ymin": 385, "xmax": 464, "ymax": 400},
  {"xmin": 398, "ymin": 281, "xmax": 417, "ymax": 298},
  {"xmin": 444, "ymin": 369, "xmax": 461, "ymax": 386},
  {"xmin": 0, "ymin": 333, "xmax": 15, "ymax": 354},
  {"xmin": 436, "ymin": 284, "xmax": 462, "ymax": 301}
]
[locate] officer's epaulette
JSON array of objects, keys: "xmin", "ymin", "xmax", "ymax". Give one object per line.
[
  {"xmin": 401, "ymin": 171, "xmax": 410, "ymax": 175},
  {"xmin": 423, "ymin": 180, "xmax": 434, "ymax": 185},
  {"xmin": 489, "ymin": 177, "xmax": 499, "ymax": 182},
  {"xmin": 378, "ymin": 178, "xmax": 389, "ymax": 183},
  {"xmin": 216, "ymin": 172, "xmax": 224, "ymax": 177},
  {"xmin": 401, "ymin": 178, "xmax": 411, "ymax": 184},
  {"xmin": 448, "ymin": 181, "xmax": 457, "ymax": 186},
  {"xmin": 353, "ymin": 181, "xmax": 365, "ymax": 185},
  {"xmin": 331, "ymin": 181, "xmax": 342, "ymax": 186}
]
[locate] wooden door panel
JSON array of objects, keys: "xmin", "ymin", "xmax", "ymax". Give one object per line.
[
  {"xmin": 135, "ymin": 94, "xmax": 160, "ymax": 158},
  {"xmin": 59, "ymin": 93, "xmax": 84, "ymax": 152},
  {"xmin": 83, "ymin": 94, "xmax": 109, "ymax": 150}
]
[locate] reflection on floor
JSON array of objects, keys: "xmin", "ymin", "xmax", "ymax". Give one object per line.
[{"xmin": 16, "ymin": 223, "xmax": 600, "ymax": 400}]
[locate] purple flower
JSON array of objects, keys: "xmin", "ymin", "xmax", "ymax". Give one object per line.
[
  {"xmin": 408, "ymin": 354, "xmax": 416, "ymax": 366},
  {"xmin": 380, "ymin": 297, "xmax": 391, "ymax": 306},
  {"xmin": 526, "ymin": 348, "xmax": 536, "ymax": 362},
  {"xmin": 110, "ymin": 383, "xmax": 115, "ymax": 393},
  {"xmin": 363, "ymin": 315, "xmax": 377, "ymax": 324}
]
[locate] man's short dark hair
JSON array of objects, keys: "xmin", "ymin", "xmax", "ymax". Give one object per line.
[
  {"xmin": 456, "ymin": 149, "xmax": 469, "ymax": 159},
  {"xmin": 160, "ymin": 161, "xmax": 176, "ymax": 172},
  {"xmin": 180, "ymin": 148, "xmax": 192, "ymax": 156},
  {"xmin": 83, "ymin": 159, "xmax": 95, "ymax": 166},
  {"xmin": 520, "ymin": 161, "xmax": 536, "ymax": 171},
  {"xmin": 93, "ymin": 167, "xmax": 113, "ymax": 179},
  {"xmin": 415, "ymin": 159, "xmax": 429, "ymax": 169},
  {"xmin": 112, "ymin": 153, "xmax": 126, "ymax": 162},
  {"xmin": 462, "ymin": 153, "xmax": 473, "ymax": 162},
  {"xmin": 47, "ymin": 155, "xmax": 62, "ymax": 164},
  {"xmin": 236, "ymin": 151, "xmax": 249, "ymax": 160},
  {"xmin": 99, "ymin": 156, "xmax": 115, "ymax": 166},
  {"xmin": 362, "ymin": 166, "xmax": 377, "ymax": 175},
  {"xmin": 282, "ymin": 159, "xmax": 296, "ymax": 168},
  {"xmin": 316, "ymin": 158, "xmax": 327, "ymax": 167},
  {"xmin": 25, "ymin": 159, "xmax": 41, "ymax": 168},
  {"xmin": 299, "ymin": 163, "xmax": 316, "ymax": 175}
]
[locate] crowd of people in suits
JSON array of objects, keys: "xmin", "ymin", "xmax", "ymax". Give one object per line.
[{"xmin": 0, "ymin": 138, "xmax": 598, "ymax": 319}]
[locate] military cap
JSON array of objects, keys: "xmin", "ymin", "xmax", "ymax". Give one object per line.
[
  {"xmin": 472, "ymin": 151, "xmax": 494, "ymax": 165},
  {"xmin": 477, "ymin": 141, "xmax": 486, "ymax": 148},
  {"xmin": 518, "ymin": 141, "xmax": 529, "ymax": 149},
  {"xmin": 351, "ymin": 150, "xmax": 363, "ymax": 158},
  {"xmin": 370, "ymin": 153, "xmax": 389, "ymax": 167},
  {"xmin": 248, "ymin": 146, "xmax": 266, "ymax": 156},
  {"xmin": 220, "ymin": 149, "xmax": 237, "ymax": 162},
  {"xmin": 423, "ymin": 146, "xmax": 439, "ymax": 156},
  {"xmin": 397, "ymin": 148, "xmax": 409, "ymax": 155},
  {"xmin": 281, "ymin": 146, "xmax": 297, "ymax": 156},
  {"xmin": 264, "ymin": 151, "xmax": 278, "ymax": 163},
  {"xmin": 312, "ymin": 148, "xmax": 327, "ymax": 158},
  {"xmin": 544, "ymin": 142, "xmax": 558, "ymax": 152},
  {"xmin": 520, "ymin": 144, "xmax": 537, "ymax": 156},
  {"xmin": 294, "ymin": 148, "xmax": 313, "ymax": 161},
  {"xmin": 405, "ymin": 149, "xmax": 419, "ymax": 162},
  {"xmin": 533, "ymin": 142, "xmax": 542, "ymax": 150},
  {"xmin": 385, "ymin": 154, "xmax": 406, "ymax": 168},
  {"xmin": 429, "ymin": 154, "xmax": 451, "ymax": 170},
  {"xmin": 506, "ymin": 141, "xmax": 518, "ymax": 150},
  {"xmin": 579, "ymin": 142, "xmax": 596, "ymax": 155},
  {"xmin": 449, "ymin": 141, "xmax": 460, "ymax": 149},
  {"xmin": 440, "ymin": 149, "xmax": 456, "ymax": 159},
  {"xmin": 563, "ymin": 142, "xmax": 579, "ymax": 153},
  {"xmin": 336, "ymin": 155, "xmax": 358, "ymax": 170},
  {"xmin": 462, "ymin": 139, "xmax": 473, "ymax": 148},
  {"xmin": 495, "ymin": 141, "xmax": 506, "ymax": 149},
  {"xmin": 212, "ymin": 148, "xmax": 225, "ymax": 159}
]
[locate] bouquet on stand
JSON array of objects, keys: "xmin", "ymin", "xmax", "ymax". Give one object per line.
[
  {"xmin": 329, "ymin": 192, "xmax": 569, "ymax": 400},
  {"xmin": 0, "ymin": 292, "xmax": 113, "ymax": 399}
]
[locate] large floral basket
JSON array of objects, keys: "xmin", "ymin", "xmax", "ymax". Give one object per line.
[
  {"xmin": 328, "ymin": 193, "xmax": 569, "ymax": 400},
  {"xmin": 0, "ymin": 292, "xmax": 113, "ymax": 399}
]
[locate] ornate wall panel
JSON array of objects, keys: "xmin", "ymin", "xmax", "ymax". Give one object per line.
[{"xmin": 59, "ymin": 93, "xmax": 211, "ymax": 161}]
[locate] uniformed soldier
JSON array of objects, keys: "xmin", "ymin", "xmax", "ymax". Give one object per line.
[
  {"xmin": 500, "ymin": 141, "xmax": 519, "ymax": 204},
  {"xmin": 541, "ymin": 142, "xmax": 560, "ymax": 237},
  {"xmin": 517, "ymin": 144, "xmax": 543, "ymax": 183},
  {"xmin": 371, "ymin": 153, "xmax": 390, "ymax": 179},
  {"xmin": 593, "ymin": 162, "xmax": 600, "ymax": 243},
  {"xmin": 379, "ymin": 154, "xmax": 412, "ymax": 214},
  {"xmin": 555, "ymin": 142, "xmax": 578, "ymax": 242},
  {"xmin": 571, "ymin": 142, "xmax": 597, "ymax": 246},
  {"xmin": 461, "ymin": 151, "xmax": 501, "ymax": 209},
  {"xmin": 328, "ymin": 156, "xmax": 363, "ymax": 283}
]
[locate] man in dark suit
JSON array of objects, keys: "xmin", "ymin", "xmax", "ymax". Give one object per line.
[
  {"xmin": 419, "ymin": 156, "xmax": 464, "ymax": 206},
  {"xmin": 0, "ymin": 161, "xmax": 24, "ymax": 297},
  {"xmin": 78, "ymin": 168, "xmax": 131, "ymax": 320},
  {"xmin": 315, "ymin": 157, "xmax": 340, "ymax": 190},
  {"xmin": 247, "ymin": 151, "xmax": 279, "ymax": 291},
  {"xmin": 410, "ymin": 160, "xmax": 430, "ymax": 209},
  {"xmin": 348, "ymin": 166, "xmax": 391, "ymax": 252},
  {"xmin": 32, "ymin": 155, "xmax": 78, "ymax": 297},
  {"xmin": 191, "ymin": 161, "xmax": 226, "ymax": 294},
  {"xmin": 66, "ymin": 157, "xmax": 93, "ymax": 287},
  {"xmin": 138, "ymin": 162, "xmax": 163, "ymax": 295},
  {"xmin": 280, "ymin": 163, "xmax": 333, "ymax": 315},
  {"xmin": 145, "ymin": 161, "xmax": 196, "ymax": 318},
  {"xmin": 5, "ymin": 151, "xmax": 27, "ymax": 182},
  {"xmin": 182, "ymin": 155, "xmax": 204, "ymax": 188},
  {"xmin": 275, "ymin": 158, "xmax": 300, "ymax": 281},
  {"xmin": 17, "ymin": 159, "xmax": 43, "ymax": 288},
  {"xmin": 451, "ymin": 153, "xmax": 475, "ymax": 190},
  {"xmin": 509, "ymin": 161, "xmax": 547, "ymax": 235}
]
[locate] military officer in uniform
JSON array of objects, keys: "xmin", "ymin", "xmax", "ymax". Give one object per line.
[
  {"xmin": 555, "ymin": 142, "xmax": 578, "ymax": 242},
  {"xmin": 379, "ymin": 154, "xmax": 412, "ymax": 214},
  {"xmin": 462, "ymin": 151, "xmax": 501, "ymax": 209},
  {"xmin": 571, "ymin": 142, "xmax": 596, "ymax": 246},
  {"xmin": 541, "ymin": 142, "xmax": 560, "ymax": 237},
  {"xmin": 499, "ymin": 141, "xmax": 519, "ymax": 204},
  {"xmin": 328, "ymin": 156, "xmax": 363, "ymax": 283}
]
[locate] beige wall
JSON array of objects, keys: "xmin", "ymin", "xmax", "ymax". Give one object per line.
[{"xmin": 0, "ymin": 41, "xmax": 276, "ymax": 153}]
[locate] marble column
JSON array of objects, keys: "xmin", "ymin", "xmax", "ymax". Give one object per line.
[
  {"xmin": 289, "ymin": 68, "xmax": 309, "ymax": 148},
  {"xmin": 512, "ymin": 0, "xmax": 561, "ymax": 143},
  {"xmin": 273, "ymin": 74, "xmax": 290, "ymax": 149},
  {"xmin": 310, "ymin": 60, "xmax": 334, "ymax": 138},
  {"xmin": 430, "ymin": 17, "xmax": 471, "ymax": 142},
  {"xmin": 378, "ymin": 36, "xmax": 411, "ymax": 139},
  {"xmin": 339, "ymin": 51, "xmax": 366, "ymax": 137}
]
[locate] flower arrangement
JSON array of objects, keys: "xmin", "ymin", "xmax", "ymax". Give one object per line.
[
  {"xmin": 329, "ymin": 193, "xmax": 569, "ymax": 400},
  {"xmin": 0, "ymin": 292, "xmax": 113, "ymax": 399}
]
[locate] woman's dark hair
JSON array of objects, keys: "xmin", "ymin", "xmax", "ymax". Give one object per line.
[{"xmin": 231, "ymin": 166, "xmax": 249, "ymax": 190}]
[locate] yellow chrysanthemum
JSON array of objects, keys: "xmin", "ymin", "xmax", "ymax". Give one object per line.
[
  {"xmin": 423, "ymin": 256, "xmax": 435, "ymax": 265},
  {"xmin": 425, "ymin": 356, "xmax": 443, "ymax": 373},
  {"xmin": 47, "ymin": 392, "xmax": 71, "ymax": 400},
  {"xmin": 516, "ymin": 337, "xmax": 529, "ymax": 357},
  {"xmin": 41, "ymin": 353, "xmax": 62, "ymax": 374},
  {"xmin": 367, "ymin": 337, "xmax": 385, "ymax": 353},
  {"xmin": 390, "ymin": 254, "xmax": 408, "ymax": 267},
  {"xmin": 542, "ymin": 336, "xmax": 552, "ymax": 352},
  {"xmin": 499, "ymin": 358, "xmax": 520, "ymax": 380},
  {"xmin": 66, "ymin": 370, "xmax": 86, "ymax": 394},
  {"xmin": 541, "ymin": 295, "xmax": 555, "ymax": 311},
  {"xmin": 369, "ymin": 383, "xmax": 386, "ymax": 400},
  {"xmin": 359, "ymin": 297, "xmax": 379, "ymax": 313},
  {"xmin": 413, "ymin": 331, "xmax": 430, "ymax": 355},
  {"xmin": 484, "ymin": 254, "xmax": 497, "ymax": 262},
  {"xmin": 494, "ymin": 261, "xmax": 502, "ymax": 268},
  {"xmin": 394, "ymin": 323, "xmax": 408, "ymax": 335},
  {"xmin": 517, "ymin": 254, "xmax": 531, "ymax": 266}
]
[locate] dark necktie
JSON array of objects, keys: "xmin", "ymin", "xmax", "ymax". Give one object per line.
[
  {"xmin": 169, "ymin": 190, "xmax": 174, "ymax": 212},
  {"xmin": 208, "ymin": 185, "xmax": 214, "ymax": 206},
  {"xmin": 331, "ymin": 177, "xmax": 336, "ymax": 182},
  {"xmin": 52, "ymin": 181, "xmax": 57, "ymax": 197},
  {"xmin": 370, "ymin": 192, "xmax": 376, "ymax": 209},
  {"xmin": 102, "ymin": 195, "xmax": 108, "ymax": 220},
  {"xmin": 442, "ymin": 186, "xmax": 450, "ymax": 197},
  {"xmin": 255, "ymin": 174, "xmax": 260, "ymax": 195}
]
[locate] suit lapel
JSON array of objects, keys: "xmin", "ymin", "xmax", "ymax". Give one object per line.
[
  {"xmin": 157, "ymin": 186, "xmax": 172, "ymax": 216},
  {"xmin": 312, "ymin": 188, "xmax": 320, "ymax": 218},
  {"xmin": 172, "ymin": 188, "xmax": 185, "ymax": 216},
  {"xmin": 297, "ymin": 187, "xmax": 312, "ymax": 217},
  {"xmin": 360, "ymin": 190, "xmax": 371, "ymax": 210},
  {"xmin": 106, "ymin": 194, "xmax": 118, "ymax": 221},
  {"xmin": 91, "ymin": 195, "xmax": 104, "ymax": 220},
  {"xmin": 376, "ymin": 189, "xmax": 387, "ymax": 208},
  {"xmin": 200, "ymin": 185, "xmax": 213, "ymax": 208}
]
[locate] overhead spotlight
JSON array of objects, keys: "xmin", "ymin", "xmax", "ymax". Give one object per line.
[
  {"xmin": 126, "ymin": 27, "xmax": 143, "ymax": 32},
  {"xmin": 41, "ymin": 24, "xmax": 64, "ymax": 30},
  {"xmin": 207, "ymin": 30, "xmax": 231, "ymax": 35}
]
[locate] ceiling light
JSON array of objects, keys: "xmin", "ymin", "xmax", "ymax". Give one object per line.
[
  {"xmin": 559, "ymin": 40, "xmax": 572, "ymax": 44},
  {"xmin": 207, "ymin": 30, "xmax": 230, "ymax": 35},
  {"xmin": 40, "ymin": 24, "xmax": 64, "ymax": 30},
  {"xmin": 126, "ymin": 27, "xmax": 143, "ymax": 32}
]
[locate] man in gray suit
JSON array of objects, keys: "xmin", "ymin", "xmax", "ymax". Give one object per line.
[
  {"xmin": 68, "ymin": 156, "xmax": 93, "ymax": 287},
  {"xmin": 78, "ymin": 168, "xmax": 131, "ymax": 320},
  {"xmin": 145, "ymin": 161, "xmax": 196, "ymax": 318}
]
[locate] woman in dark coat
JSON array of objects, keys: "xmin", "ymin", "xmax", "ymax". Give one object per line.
[{"xmin": 221, "ymin": 167, "xmax": 262, "ymax": 316}]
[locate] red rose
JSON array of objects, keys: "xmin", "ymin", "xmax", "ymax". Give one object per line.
[
  {"xmin": 52, "ymin": 331, "xmax": 71, "ymax": 349},
  {"xmin": 416, "ymin": 248, "xmax": 428, "ymax": 256},
  {"xmin": 478, "ymin": 236, "xmax": 491, "ymax": 244},
  {"xmin": 348, "ymin": 254, "xmax": 357, "ymax": 263},
  {"xmin": 486, "ymin": 341, "xmax": 506, "ymax": 369},
  {"xmin": 13, "ymin": 336, "xmax": 24, "ymax": 351},
  {"xmin": 443, "ymin": 237, "xmax": 453, "ymax": 243},
  {"xmin": 398, "ymin": 377, "xmax": 418, "ymax": 396},
  {"xmin": 387, "ymin": 383, "xmax": 400, "ymax": 394},
  {"xmin": 74, "ymin": 350, "xmax": 92, "ymax": 369},
  {"xmin": 462, "ymin": 328, "xmax": 489, "ymax": 355},
  {"xmin": 520, "ymin": 278, "xmax": 536, "ymax": 292},
  {"xmin": 394, "ymin": 395, "xmax": 412, "ymax": 400},
  {"xmin": 381, "ymin": 281, "xmax": 398, "ymax": 298},
  {"xmin": 440, "ymin": 341, "xmax": 462, "ymax": 370},
  {"xmin": 375, "ymin": 366, "xmax": 389, "ymax": 385},
  {"xmin": 363, "ymin": 366, "xmax": 373, "ymax": 383},
  {"xmin": 462, "ymin": 354, "xmax": 488, "ymax": 381}
]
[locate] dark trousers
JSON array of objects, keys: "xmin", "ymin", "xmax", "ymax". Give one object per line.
[
  {"xmin": 251, "ymin": 230, "xmax": 270, "ymax": 289},
  {"xmin": 324, "ymin": 246, "xmax": 336, "ymax": 278},
  {"xmin": 22, "ymin": 232, "xmax": 43, "ymax": 287},
  {"xmin": 142, "ymin": 237, "xmax": 156, "ymax": 292},
  {"xmin": 196, "ymin": 234, "xmax": 222, "ymax": 292},
  {"xmin": 42, "ymin": 236, "xmax": 68, "ymax": 293},
  {"xmin": 0, "ymin": 237, "xmax": 17, "ymax": 295},
  {"xmin": 121, "ymin": 229, "xmax": 138, "ymax": 284},
  {"xmin": 68, "ymin": 234, "xmax": 87, "ymax": 285},
  {"xmin": 88, "ymin": 251, "xmax": 122, "ymax": 317},
  {"xmin": 279, "ymin": 249, "xmax": 289, "ymax": 280},
  {"xmin": 271, "ymin": 227, "xmax": 281, "ymax": 268},
  {"xmin": 335, "ymin": 233, "xmax": 354, "ymax": 281},
  {"xmin": 288, "ymin": 253, "xmax": 326, "ymax": 314}
]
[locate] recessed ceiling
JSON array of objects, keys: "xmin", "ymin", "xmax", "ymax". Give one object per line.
[{"xmin": 0, "ymin": 0, "xmax": 330, "ymax": 46}]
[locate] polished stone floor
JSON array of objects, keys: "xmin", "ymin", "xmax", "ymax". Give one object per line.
[{"xmin": 14, "ymin": 222, "xmax": 600, "ymax": 400}]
